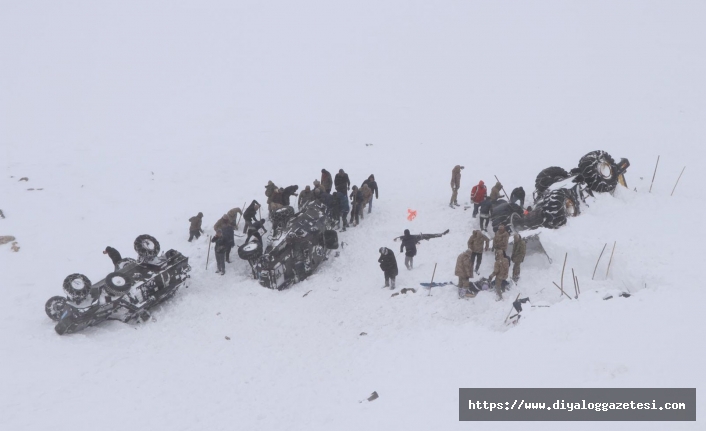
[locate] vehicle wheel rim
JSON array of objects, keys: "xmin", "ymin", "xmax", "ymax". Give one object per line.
[
  {"xmin": 71, "ymin": 279, "xmax": 86, "ymax": 290},
  {"xmin": 243, "ymin": 243, "xmax": 258, "ymax": 252},
  {"xmin": 112, "ymin": 276, "xmax": 126, "ymax": 287},
  {"xmin": 599, "ymin": 162, "xmax": 613, "ymax": 179},
  {"xmin": 143, "ymin": 240, "xmax": 155, "ymax": 250}
]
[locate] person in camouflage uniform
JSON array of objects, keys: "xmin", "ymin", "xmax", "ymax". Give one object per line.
[
  {"xmin": 188, "ymin": 212, "xmax": 204, "ymax": 242},
  {"xmin": 265, "ymin": 181, "xmax": 277, "ymax": 204},
  {"xmin": 359, "ymin": 183, "xmax": 373, "ymax": 219},
  {"xmin": 455, "ymin": 249, "xmax": 475, "ymax": 294},
  {"xmin": 449, "ymin": 165, "xmax": 464, "ymax": 207},
  {"xmin": 298, "ymin": 185, "xmax": 314, "ymax": 209},
  {"xmin": 227, "ymin": 208, "xmax": 242, "ymax": 227},
  {"xmin": 488, "ymin": 250, "xmax": 510, "ymax": 300},
  {"xmin": 492, "ymin": 224, "xmax": 510, "ymax": 258},
  {"xmin": 511, "ymin": 233, "xmax": 526, "ymax": 282},
  {"xmin": 489, "ymin": 181, "xmax": 503, "ymax": 202},
  {"xmin": 269, "ymin": 188, "xmax": 284, "ymax": 212},
  {"xmin": 467, "ymin": 230, "xmax": 490, "ymax": 275}
]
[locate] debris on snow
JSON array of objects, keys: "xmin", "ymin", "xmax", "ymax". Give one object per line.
[
  {"xmin": 0, "ymin": 236, "xmax": 16, "ymax": 245},
  {"xmin": 225, "ymin": 336, "xmax": 231, "ymax": 340},
  {"xmin": 19, "ymin": 177, "xmax": 28, "ymax": 182}
]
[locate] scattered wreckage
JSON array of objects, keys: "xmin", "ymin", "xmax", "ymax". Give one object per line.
[
  {"xmin": 44, "ymin": 235, "xmax": 191, "ymax": 335},
  {"xmin": 238, "ymin": 201, "xmax": 339, "ymax": 290}
]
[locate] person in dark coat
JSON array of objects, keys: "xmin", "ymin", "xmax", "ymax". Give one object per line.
[
  {"xmin": 188, "ymin": 212, "xmax": 204, "ymax": 241},
  {"xmin": 362, "ymin": 175, "xmax": 378, "ymax": 214},
  {"xmin": 334, "ymin": 191, "xmax": 349, "ymax": 231},
  {"xmin": 478, "ymin": 196, "xmax": 493, "ymax": 232},
  {"xmin": 349, "ymin": 185, "xmax": 363, "ymax": 226},
  {"xmin": 245, "ymin": 219, "xmax": 267, "ymax": 244},
  {"xmin": 334, "ymin": 169, "xmax": 350, "ymax": 194},
  {"xmin": 282, "ymin": 185, "xmax": 299, "ymax": 207},
  {"xmin": 399, "ymin": 229, "xmax": 418, "ymax": 270},
  {"xmin": 103, "ymin": 246, "xmax": 121, "ymax": 270},
  {"xmin": 220, "ymin": 222, "xmax": 236, "ymax": 263},
  {"xmin": 242, "ymin": 200, "xmax": 260, "ymax": 233},
  {"xmin": 212, "ymin": 231, "xmax": 227, "ymax": 275},
  {"xmin": 378, "ymin": 247, "xmax": 398, "ymax": 289},
  {"xmin": 510, "ymin": 187, "xmax": 525, "ymax": 208},
  {"xmin": 321, "ymin": 169, "xmax": 333, "ymax": 193}
]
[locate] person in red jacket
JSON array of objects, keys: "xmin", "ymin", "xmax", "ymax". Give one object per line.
[{"xmin": 471, "ymin": 181, "xmax": 487, "ymax": 218}]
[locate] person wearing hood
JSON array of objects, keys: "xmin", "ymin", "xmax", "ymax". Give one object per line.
[
  {"xmin": 493, "ymin": 224, "xmax": 510, "ymax": 258},
  {"xmin": 511, "ymin": 233, "xmax": 526, "ymax": 282},
  {"xmin": 269, "ymin": 188, "xmax": 284, "ymax": 212},
  {"xmin": 378, "ymin": 247, "xmax": 398, "ymax": 289},
  {"xmin": 467, "ymin": 230, "xmax": 490, "ymax": 275},
  {"xmin": 214, "ymin": 215, "xmax": 235, "ymax": 263},
  {"xmin": 103, "ymin": 246, "xmax": 122, "ymax": 270},
  {"xmin": 313, "ymin": 179, "xmax": 325, "ymax": 194},
  {"xmin": 455, "ymin": 249, "xmax": 476, "ymax": 296},
  {"xmin": 226, "ymin": 208, "xmax": 242, "ymax": 228},
  {"xmin": 450, "ymin": 165, "xmax": 464, "ymax": 208},
  {"xmin": 321, "ymin": 169, "xmax": 333, "ymax": 193},
  {"xmin": 282, "ymin": 185, "xmax": 299, "ymax": 207},
  {"xmin": 490, "ymin": 181, "xmax": 503, "ymax": 202},
  {"xmin": 212, "ymin": 230, "xmax": 227, "ymax": 275},
  {"xmin": 471, "ymin": 180, "xmax": 487, "ymax": 218},
  {"xmin": 362, "ymin": 175, "xmax": 378, "ymax": 214},
  {"xmin": 265, "ymin": 181, "xmax": 277, "ymax": 204},
  {"xmin": 510, "ymin": 187, "xmax": 525, "ymax": 208},
  {"xmin": 188, "ymin": 212, "xmax": 204, "ymax": 242},
  {"xmin": 399, "ymin": 229, "xmax": 418, "ymax": 270},
  {"xmin": 334, "ymin": 169, "xmax": 350, "ymax": 194},
  {"xmin": 298, "ymin": 185, "xmax": 314, "ymax": 209},
  {"xmin": 242, "ymin": 200, "xmax": 260, "ymax": 233}
]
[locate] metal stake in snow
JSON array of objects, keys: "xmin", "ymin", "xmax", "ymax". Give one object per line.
[
  {"xmin": 671, "ymin": 166, "xmax": 686, "ymax": 196},
  {"xmin": 649, "ymin": 155, "xmax": 660, "ymax": 193},
  {"xmin": 427, "ymin": 263, "xmax": 438, "ymax": 297},
  {"xmin": 560, "ymin": 252, "xmax": 568, "ymax": 297},
  {"xmin": 592, "ymin": 243, "xmax": 607, "ymax": 280},
  {"xmin": 571, "ymin": 268, "xmax": 578, "ymax": 299},
  {"xmin": 605, "ymin": 241, "xmax": 617, "ymax": 279},
  {"xmin": 235, "ymin": 201, "xmax": 246, "ymax": 229},
  {"xmin": 205, "ymin": 235, "xmax": 212, "ymax": 270},
  {"xmin": 494, "ymin": 175, "xmax": 510, "ymax": 201}
]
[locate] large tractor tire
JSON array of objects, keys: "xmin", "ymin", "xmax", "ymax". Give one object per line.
[
  {"xmin": 62, "ymin": 273, "xmax": 92, "ymax": 303},
  {"xmin": 577, "ymin": 150, "xmax": 620, "ymax": 193},
  {"xmin": 45, "ymin": 296, "xmax": 67, "ymax": 321},
  {"xmin": 541, "ymin": 189, "xmax": 580, "ymax": 229},
  {"xmin": 134, "ymin": 234, "xmax": 161, "ymax": 259},
  {"xmin": 534, "ymin": 166, "xmax": 571, "ymax": 197},
  {"xmin": 104, "ymin": 272, "xmax": 133, "ymax": 297}
]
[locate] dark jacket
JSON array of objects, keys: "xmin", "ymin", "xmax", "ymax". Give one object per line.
[
  {"xmin": 334, "ymin": 172, "xmax": 350, "ymax": 193},
  {"xmin": 362, "ymin": 177, "xmax": 379, "ymax": 198},
  {"xmin": 212, "ymin": 235, "xmax": 228, "ymax": 254},
  {"xmin": 399, "ymin": 234, "xmax": 418, "ymax": 257},
  {"xmin": 321, "ymin": 170, "xmax": 333, "ymax": 192},
  {"xmin": 479, "ymin": 199, "xmax": 493, "ymax": 216},
  {"xmin": 336, "ymin": 191, "xmax": 349, "ymax": 213},
  {"xmin": 282, "ymin": 185, "xmax": 299, "ymax": 206},
  {"xmin": 220, "ymin": 223, "xmax": 235, "ymax": 246},
  {"xmin": 378, "ymin": 248, "xmax": 399, "ymax": 276},
  {"xmin": 350, "ymin": 188, "xmax": 364, "ymax": 206},
  {"xmin": 510, "ymin": 187, "xmax": 525, "ymax": 206},
  {"xmin": 105, "ymin": 247, "xmax": 121, "ymax": 265},
  {"xmin": 244, "ymin": 201, "xmax": 259, "ymax": 222},
  {"xmin": 248, "ymin": 219, "xmax": 266, "ymax": 234},
  {"xmin": 189, "ymin": 214, "xmax": 203, "ymax": 232}
]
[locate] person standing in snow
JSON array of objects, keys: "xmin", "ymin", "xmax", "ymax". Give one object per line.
[
  {"xmin": 103, "ymin": 246, "xmax": 122, "ymax": 270},
  {"xmin": 212, "ymin": 230, "xmax": 227, "ymax": 275},
  {"xmin": 334, "ymin": 169, "xmax": 350, "ymax": 194},
  {"xmin": 511, "ymin": 233, "xmax": 526, "ymax": 282},
  {"xmin": 359, "ymin": 183, "xmax": 373, "ymax": 219},
  {"xmin": 455, "ymin": 249, "xmax": 475, "ymax": 294},
  {"xmin": 510, "ymin": 187, "xmax": 525, "ymax": 208},
  {"xmin": 298, "ymin": 185, "xmax": 314, "ymax": 209},
  {"xmin": 188, "ymin": 212, "xmax": 204, "ymax": 242},
  {"xmin": 378, "ymin": 247, "xmax": 398, "ymax": 289},
  {"xmin": 220, "ymin": 220, "xmax": 236, "ymax": 263},
  {"xmin": 478, "ymin": 196, "xmax": 493, "ymax": 231},
  {"xmin": 242, "ymin": 200, "xmax": 260, "ymax": 233},
  {"xmin": 321, "ymin": 169, "xmax": 333, "ymax": 193},
  {"xmin": 450, "ymin": 165, "xmax": 464, "ymax": 208},
  {"xmin": 226, "ymin": 208, "xmax": 242, "ymax": 227},
  {"xmin": 471, "ymin": 180, "xmax": 487, "ymax": 218},
  {"xmin": 335, "ymin": 190, "xmax": 350, "ymax": 231},
  {"xmin": 362, "ymin": 175, "xmax": 378, "ymax": 214},
  {"xmin": 349, "ymin": 185, "xmax": 364, "ymax": 226},
  {"xmin": 269, "ymin": 187, "xmax": 284, "ymax": 212},
  {"xmin": 281, "ymin": 185, "xmax": 299, "ymax": 207},
  {"xmin": 492, "ymin": 224, "xmax": 510, "ymax": 258},
  {"xmin": 488, "ymin": 250, "xmax": 510, "ymax": 300},
  {"xmin": 265, "ymin": 181, "xmax": 277, "ymax": 204},
  {"xmin": 399, "ymin": 229, "xmax": 418, "ymax": 270},
  {"xmin": 489, "ymin": 181, "xmax": 504, "ymax": 202},
  {"xmin": 467, "ymin": 230, "xmax": 490, "ymax": 275}
]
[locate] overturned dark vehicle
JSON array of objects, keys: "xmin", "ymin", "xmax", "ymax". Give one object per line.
[
  {"xmin": 238, "ymin": 201, "xmax": 339, "ymax": 290},
  {"xmin": 44, "ymin": 235, "xmax": 191, "ymax": 335},
  {"xmin": 495, "ymin": 150, "xmax": 629, "ymax": 233}
]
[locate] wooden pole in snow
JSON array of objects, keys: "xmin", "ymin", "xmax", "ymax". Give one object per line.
[
  {"xmin": 592, "ymin": 243, "xmax": 607, "ymax": 280},
  {"xmin": 552, "ymin": 282, "xmax": 573, "ymax": 300},
  {"xmin": 605, "ymin": 241, "xmax": 617, "ymax": 279},
  {"xmin": 427, "ymin": 263, "xmax": 438, "ymax": 297},
  {"xmin": 649, "ymin": 155, "xmax": 660, "ymax": 193},
  {"xmin": 494, "ymin": 175, "xmax": 511, "ymax": 201},
  {"xmin": 205, "ymin": 235, "xmax": 212, "ymax": 270},
  {"xmin": 560, "ymin": 252, "xmax": 568, "ymax": 297},
  {"xmin": 671, "ymin": 166, "xmax": 686, "ymax": 196}
]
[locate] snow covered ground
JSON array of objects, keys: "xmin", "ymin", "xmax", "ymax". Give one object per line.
[{"xmin": 2, "ymin": 1, "xmax": 705, "ymax": 430}]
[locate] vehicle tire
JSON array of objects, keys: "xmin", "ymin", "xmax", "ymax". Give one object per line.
[
  {"xmin": 238, "ymin": 240, "xmax": 263, "ymax": 260},
  {"xmin": 541, "ymin": 189, "xmax": 580, "ymax": 229},
  {"xmin": 104, "ymin": 272, "xmax": 133, "ymax": 296},
  {"xmin": 535, "ymin": 166, "xmax": 571, "ymax": 197},
  {"xmin": 45, "ymin": 296, "xmax": 67, "ymax": 321},
  {"xmin": 62, "ymin": 273, "xmax": 92, "ymax": 303},
  {"xmin": 577, "ymin": 150, "xmax": 619, "ymax": 193},
  {"xmin": 490, "ymin": 201, "xmax": 522, "ymax": 232},
  {"xmin": 116, "ymin": 258, "xmax": 136, "ymax": 270},
  {"xmin": 323, "ymin": 230, "xmax": 339, "ymax": 249},
  {"xmin": 134, "ymin": 234, "xmax": 160, "ymax": 258}
]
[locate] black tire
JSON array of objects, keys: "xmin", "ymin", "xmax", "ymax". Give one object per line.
[
  {"xmin": 134, "ymin": 234, "xmax": 160, "ymax": 259},
  {"xmin": 541, "ymin": 189, "xmax": 580, "ymax": 229},
  {"xmin": 116, "ymin": 258, "xmax": 136, "ymax": 270},
  {"xmin": 238, "ymin": 240, "xmax": 263, "ymax": 260},
  {"xmin": 45, "ymin": 296, "xmax": 67, "ymax": 321},
  {"xmin": 323, "ymin": 230, "xmax": 339, "ymax": 249},
  {"xmin": 490, "ymin": 200, "xmax": 523, "ymax": 232},
  {"xmin": 104, "ymin": 272, "xmax": 133, "ymax": 296},
  {"xmin": 577, "ymin": 150, "xmax": 619, "ymax": 193},
  {"xmin": 535, "ymin": 166, "xmax": 571, "ymax": 197},
  {"xmin": 62, "ymin": 273, "xmax": 92, "ymax": 302}
]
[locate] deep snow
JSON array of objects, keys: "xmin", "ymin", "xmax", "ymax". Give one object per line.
[{"xmin": 2, "ymin": 1, "xmax": 705, "ymax": 430}]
